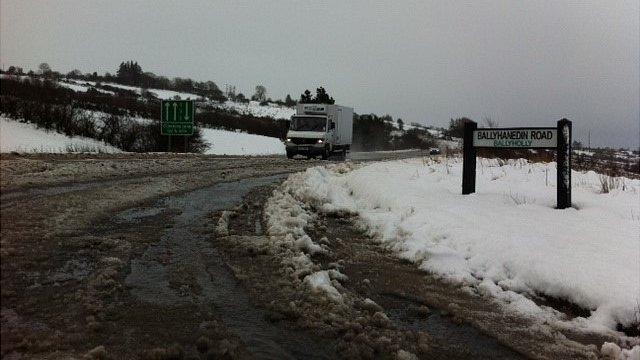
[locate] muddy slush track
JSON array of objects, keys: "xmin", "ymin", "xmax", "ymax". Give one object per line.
[{"xmin": 0, "ymin": 152, "xmax": 608, "ymax": 359}]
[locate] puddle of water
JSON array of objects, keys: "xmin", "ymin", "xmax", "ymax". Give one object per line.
[
  {"xmin": 377, "ymin": 294, "xmax": 523, "ymax": 359},
  {"xmin": 115, "ymin": 207, "xmax": 163, "ymax": 223},
  {"xmin": 123, "ymin": 174, "xmax": 334, "ymax": 359}
]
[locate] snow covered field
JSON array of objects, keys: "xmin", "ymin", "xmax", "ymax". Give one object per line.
[
  {"xmin": 0, "ymin": 117, "xmax": 121, "ymax": 153},
  {"xmin": 200, "ymin": 128, "xmax": 285, "ymax": 155},
  {"xmin": 282, "ymin": 157, "xmax": 640, "ymax": 337}
]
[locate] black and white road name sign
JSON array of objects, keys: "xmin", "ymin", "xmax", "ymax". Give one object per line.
[
  {"xmin": 473, "ymin": 128, "xmax": 557, "ymax": 148},
  {"xmin": 462, "ymin": 119, "xmax": 572, "ymax": 209}
]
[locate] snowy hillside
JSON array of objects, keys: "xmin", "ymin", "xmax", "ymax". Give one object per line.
[
  {"xmin": 217, "ymin": 100, "xmax": 295, "ymax": 120},
  {"xmin": 200, "ymin": 128, "xmax": 285, "ymax": 155},
  {"xmin": 0, "ymin": 115, "xmax": 284, "ymax": 155},
  {"xmin": 60, "ymin": 79, "xmax": 203, "ymax": 100},
  {"xmin": 58, "ymin": 78, "xmax": 295, "ymax": 119},
  {"xmin": 0, "ymin": 117, "xmax": 121, "ymax": 153},
  {"xmin": 284, "ymin": 158, "xmax": 640, "ymax": 335}
]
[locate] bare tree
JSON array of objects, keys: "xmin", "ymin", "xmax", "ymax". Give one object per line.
[
  {"xmin": 38, "ymin": 62, "xmax": 52, "ymax": 76},
  {"xmin": 225, "ymin": 84, "xmax": 236, "ymax": 100},
  {"xmin": 483, "ymin": 116, "xmax": 499, "ymax": 128},
  {"xmin": 252, "ymin": 85, "xmax": 267, "ymax": 102}
]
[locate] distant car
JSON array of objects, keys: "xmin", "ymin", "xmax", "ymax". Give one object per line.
[{"xmin": 429, "ymin": 148, "xmax": 441, "ymax": 155}]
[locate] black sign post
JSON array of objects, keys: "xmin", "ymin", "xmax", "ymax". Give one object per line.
[
  {"xmin": 556, "ymin": 119, "xmax": 572, "ymax": 209},
  {"xmin": 462, "ymin": 120, "xmax": 477, "ymax": 195},
  {"xmin": 462, "ymin": 119, "xmax": 572, "ymax": 209}
]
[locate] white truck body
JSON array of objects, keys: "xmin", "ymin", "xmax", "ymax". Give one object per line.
[{"xmin": 285, "ymin": 103, "xmax": 353, "ymax": 159}]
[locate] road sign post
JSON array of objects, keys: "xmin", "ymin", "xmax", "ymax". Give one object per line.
[
  {"xmin": 462, "ymin": 119, "xmax": 572, "ymax": 209},
  {"xmin": 556, "ymin": 119, "xmax": 572, "ymax": 209},
  {"xmin": 462, "ymin": 120, "xmax": 477, "ymax": 195},
  {"xmin": 161, "ymin": 100, "xmax": 194, "ymax": 152}
]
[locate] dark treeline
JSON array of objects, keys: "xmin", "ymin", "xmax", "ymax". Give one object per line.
[
  {"xmin": 1, "ymin": 77, "xmax": 155, "ymax": 117},
  {"xmin": 4, "ymin": 61, "xmax": 227, "ymax": 102},
  {"xmin": 3, "ymin": 61, "xmax": 303, "ymax": 106},
  {"xmin": 299, "ymin": 87, "xmax": 335, "ymax": 104},
  {"xmin": 353, "ymin": 113, "xmax": 435, "ymax": 151}
]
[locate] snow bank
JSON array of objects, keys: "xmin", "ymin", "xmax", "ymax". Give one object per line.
[
  {"xmin": 201, "ymin": 128, "xmax": 285, "ymax": 155},
  {"xmin": 290, "ymin": 157, "xmax": 640, "ymax": 333},
  {"xmin": 261, "ymin": 170, "xmax": 352, "ymax": 301},
  {"xmin": 601, "ymin": 342, "xmax": 640, "ymax": 360},
  {"xmin": 0, "ymin": 117, "xmax": 121, "ymax": 153}
]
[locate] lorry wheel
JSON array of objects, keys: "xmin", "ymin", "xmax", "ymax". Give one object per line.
[
  {"xmin": 321, "ymin": 150, "xmax": 329, "ymax": 160},
  {"xmin": 286, "ymin": 151, "xmax": 294, "ymax": 159}
]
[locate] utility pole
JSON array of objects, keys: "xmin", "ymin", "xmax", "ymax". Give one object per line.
[{"xmin": 588, "ymin": 130, "xmax": 591, "ymax": 149}]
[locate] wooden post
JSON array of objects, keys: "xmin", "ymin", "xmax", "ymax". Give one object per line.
[
  {"xmin": 462, "ymin": 120, "xmax": 477, "ymax": 195},
  {"xmin": 184, "ymin": 136, "xmax": 188, "ymax": 153},
  {"xmin": 557, "ymin": 118, "xmax": 572, "ymax": 209},
  {"xmin": 168, "ymin": 135, "xmax": 172, "ymax": 153}
]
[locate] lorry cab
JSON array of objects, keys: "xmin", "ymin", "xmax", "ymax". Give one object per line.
[{"xmin": 285, "ymin": 104, "xmax": 353, "ymax": 160}]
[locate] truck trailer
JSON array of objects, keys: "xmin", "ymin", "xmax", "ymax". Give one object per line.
[{"xmin": 285, "ymin": 103, "xmax": 353, "ymax": 159}]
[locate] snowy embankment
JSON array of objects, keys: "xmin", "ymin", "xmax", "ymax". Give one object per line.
[
  {"xmin": 0, "ymin": 117, "xmax": 121, "ymax": 153},
  {"xmin": 200, "ymin": 128, "xmax": 285, "ymax": 155},
  {"xmin": 285, "ymin": 158, "xmax": 640, "ymax": 334}
]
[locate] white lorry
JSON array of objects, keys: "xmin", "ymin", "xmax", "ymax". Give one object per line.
[{"xmin": 285, "ymin": 103, "xmax": 353, "ymax": 159}]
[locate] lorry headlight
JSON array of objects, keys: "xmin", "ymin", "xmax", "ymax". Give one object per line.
[
  {"xmin": 286, "ymin": 138, "xmax": 291, "ymax": 142},
  {"xmin": 317, "ymin": 139, "xmax": 323, "ymax": 144}
]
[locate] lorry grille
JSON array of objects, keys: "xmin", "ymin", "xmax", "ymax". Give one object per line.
[{"xmin": 290, "ymin": 138, "xmax": 318, "ymax": 145}]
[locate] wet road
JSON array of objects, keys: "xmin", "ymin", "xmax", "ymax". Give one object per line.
[{"xmin": 0, "ymin": 152, "xmax": 603, "ymax": 359}]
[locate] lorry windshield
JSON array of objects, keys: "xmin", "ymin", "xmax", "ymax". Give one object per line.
[{"xmin": 290, "ymin": 116, "xmax": 326, "ymax": 131}]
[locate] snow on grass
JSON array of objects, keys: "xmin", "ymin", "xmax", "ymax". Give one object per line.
[
  {"xmin": 63, "ymin": 79, "xmax": 202, "ymax": 100},
  {"xmin": 0, "ymin": 117, "xmax": 121, "ymax": 153},
  {"xmin": 201, "ymin": 128, "xmax": 285, "ymax": 155},
  {"xmin": 574, "ymin": 149, "xmax": 595, "ymax": 156},
  {"xmin": 142, "ymin": 87, "xmax": 202, "ymax": 100},
  {"xmin": 218, "ymin": 100, "xmax": 295, "ymax": 120},
  {"xmin": 57, "ymin": 80, "xmax": 115, "ymax": 95},
  {"xmin": 288, "ymin": 157, "xmax": 640, "ymax": 335}
]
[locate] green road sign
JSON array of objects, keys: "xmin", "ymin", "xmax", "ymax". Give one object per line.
[{"xmin": 161, "ymin": 100, "xmax": 194, "ymax": 135}]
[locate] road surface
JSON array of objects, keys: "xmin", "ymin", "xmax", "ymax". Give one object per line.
[{"xmin": 0, "ymin": 152, "xmax": 604, "ymax": 359}]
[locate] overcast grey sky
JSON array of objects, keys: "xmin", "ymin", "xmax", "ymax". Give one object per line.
[{"xmin": 1, "ymin": 0, "xmax": 638, "ymax": 148}]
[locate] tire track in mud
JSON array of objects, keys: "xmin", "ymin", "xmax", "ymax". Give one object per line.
[{"xmin": 119, "ymin": 174, "xmax": 335, "ymax": 359}]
